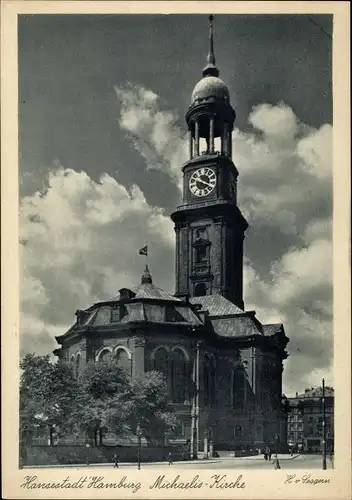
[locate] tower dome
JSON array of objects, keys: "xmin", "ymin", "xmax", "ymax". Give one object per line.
[
  {"xmin": 190, "ymin": 15, "xmax": 230, "ymax": 105},
  {"xmin": 191, "ymin": 75, "xmax": 230, "ymax": 103}
]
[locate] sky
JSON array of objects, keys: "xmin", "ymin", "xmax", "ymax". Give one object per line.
[{"xmin": 18, "ymin": 13, "xmax": 333, "ymax": 396}]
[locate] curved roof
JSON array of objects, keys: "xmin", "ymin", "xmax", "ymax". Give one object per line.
[
  {"xmin": 133, "ymin": 283, "xmax": 181, "ymax": 302},
  {"xmin": 191, "ymin": 76, "xmax": 230, "ymax": 103},
  {"xmin": 190, "ymin": 294, "xmax": 243, "ymax": 316}
]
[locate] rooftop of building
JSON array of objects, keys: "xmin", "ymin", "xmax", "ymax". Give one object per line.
[{"xmin": 56, "ymin": 265, "xmax": 288, "ymax": 353}]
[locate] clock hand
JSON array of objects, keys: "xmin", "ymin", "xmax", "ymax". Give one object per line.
[{"xmin": 197, "ymin": 179, "xmax": 214, "ymax": 189}]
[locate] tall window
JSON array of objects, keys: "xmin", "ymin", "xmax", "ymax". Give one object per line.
[
  {"xmin": 171, "ymin": 349, "xmax": 188, "ymax": 403},
  {"xmin": 232, "ymin": 368, "xmax": 245, "ymax": 410},
  {"xmin": 114, "ymin": 348, "xmax": 130, "ymax": 374},
  {"xmin": 154, "ymin": 348, "xmax": 169, "ymax": 381},
  {"xmin": 204, "ymin": 354, "xmax": 216, "ymax": 406}
]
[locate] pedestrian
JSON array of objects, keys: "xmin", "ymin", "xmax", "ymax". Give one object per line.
[
  {"xmin": 113, "ymin": 453, "xmax": 119, "ymax": 468},
  {"xmin": 268, "ymin": 448, "xmax": 272, "ymax": 461},
  {"xmin": 264, "ymin": 451, "xmax": 268, "ymax": 461},
  {"xmin": 168, "ymin": 452, "xmax": 173, "ymax": 465}
]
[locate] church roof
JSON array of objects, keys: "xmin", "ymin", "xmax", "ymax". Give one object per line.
[
  {"xmin": 190, "ymin": 294, "xmax": 243, "ymax": 316},
  {"xmin": 211, "ymin": 315, "xmax": 263, "ymax": 338},
  {"xmin": 263, "ymin": 323, "xmax": 284, "ymax": 336},
  {"xmin": 109, "ymin": 283, "xmax": 181, "ymax": 303}
]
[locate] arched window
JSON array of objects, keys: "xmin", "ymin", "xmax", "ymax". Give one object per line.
[
  {"xmin": 194, "ymin": 283, "xmax": 207, "ymax": 297},
  {"xmin": 153, "ymin": 348, "xmax": 169, "ymax": 380},
  {"xmin": 204, "ymin": 354, "xmax": 216, "ymax": 406},
  {"xmin": 114, "ymin": 348, "xmax": 131, "ymax": 374},
  {"xmin": 98, "ymin": 348, "xmax": 112, "ymax": 363},
  {"xmin": 171, "ymin": 348, "xmax": 188, "ymax": 403},
  {"xmin": 70, "ymin": 354, "xmax": 76, "ymax": 377}
]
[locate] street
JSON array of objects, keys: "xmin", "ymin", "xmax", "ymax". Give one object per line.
[
  {"xmin": 166, "ymin": 454, "xmax": 334, "ymax": 470},
  {"xmin": 136, "ymin": 455, "xmax": 334, "ymax": 470},
  {"xmin": 25, "ymin": 454, "xmax": 334, "ymax": 470}
]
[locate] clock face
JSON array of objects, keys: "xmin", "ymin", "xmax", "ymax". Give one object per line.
[{"xmin": 189, "ymin": 168, "xmax": 216, "ymax": 197}]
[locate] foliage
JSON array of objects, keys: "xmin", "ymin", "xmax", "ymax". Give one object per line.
[
  {"xmin": 20, "ymin": 355, "xmax": 176, "ymax": 445},
  {"xmin": 20, "ymin": 354, "xmax": 79, "ymax": 443}
]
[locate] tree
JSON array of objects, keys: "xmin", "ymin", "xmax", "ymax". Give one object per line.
[
  {"xmin": 20, "ymin": 355, "xmax": 176, "ymax": 446},
  {"xmin": 73, "ymin": 364, "xmax": 176, "ymax": 444},
  {"xmin": 71, "ymin": 359, "xmax": 134, "ymax": 443},
  {"xmin": 20, "ymin": 354, "xmax": 79, "ymax": 445},
  {"xmin": 124, "ymin": 371, "xmax": 176, "ymax": 444}
]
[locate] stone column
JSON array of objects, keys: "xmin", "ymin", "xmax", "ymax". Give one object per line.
[
  {"xmin": 188, "ymin": 129, "xmax": 193, "ymax": 159},
  {"xmin": 227, "ymin": 129, "xmax": 232, "ymax": 158},
  {"xmin": 221, "ymin": 122, "xmax": 228, "ymax": 155},
  {"xmin": 209, "ymin": 438, "xmax": 214, "ymax": 458},
  {"xmin": 190, "ymin": 348, "xmax": 197, "ymax": 459},
  {"xmin": 195, "ymin": 341, "xmax": 201, "ymax": 456},
  {"xmin": 133, "ymin": 336, "xmax": 145, "ymax": 379},
  {"xmin": 209, "ymin": 116, "xmax": 215, "ymax": 153},
  {"xmin": 177, "ymin": 223, "xmax": 189, "ymax": 296},
  {"xmin": 204, "ymin": 429, "xmax": 209, "ymax": 459},
  {"xmin": 194, "ymin": 120, "xmax": 200, "ymax": 157}
]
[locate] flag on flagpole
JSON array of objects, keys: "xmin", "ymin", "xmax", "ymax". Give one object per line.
[{"xmin": 139, "ymin": 245, "xmax": 148, "ymax": 256}]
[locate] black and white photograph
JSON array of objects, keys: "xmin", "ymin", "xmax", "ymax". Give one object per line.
[{"xmin": 1, "ymin": 2, "xmax": 351, "ymax": 499}]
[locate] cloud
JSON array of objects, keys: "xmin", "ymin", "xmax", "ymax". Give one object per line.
[
  {"xmin": 115, "ymin": 83, "xmax": 188, "ymax": 190},
  {"xmin": 20, "ymin": 92, "xmax": 332, "ymax": 396},
  {"xmin": 20, "ymin": 167, "xmax": 174, "ymax": 356}
]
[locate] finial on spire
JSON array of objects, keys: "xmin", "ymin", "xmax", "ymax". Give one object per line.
[
  {"xmin": 203, "ymin": 14, "xmax": 219, "ymax": 77},
  {"xmin": 141, "ymin": 264, "xmax": 152, "ymax": 284}
]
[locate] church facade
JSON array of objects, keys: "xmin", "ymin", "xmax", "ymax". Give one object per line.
[{"xmin": 54, "ymin": 17, "xmax": 289, "ymax": 456}]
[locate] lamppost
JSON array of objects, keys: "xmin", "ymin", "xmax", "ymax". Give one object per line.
[
  {"xmin": 274, "ymin": 433, "xmax": 281, "ymax": 469},
  {"xmin": 322, "ymin": 378, "xmax": 327, "ymax": 470},
  {"xmin": 85, "ymin": 442, "xmax": 90, "ymax": 466},
  {"xmin": 136, "ymin": 423, "xmax": 142, "ymax": 470}
]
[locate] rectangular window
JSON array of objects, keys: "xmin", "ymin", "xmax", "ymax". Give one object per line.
[
  {"xmin": 111, "ymin": 307, "xmax": 120, "ymax": 322},
  {"xmin": 195, "ymin": 246, "xmax": 207, "ymax": 263}
]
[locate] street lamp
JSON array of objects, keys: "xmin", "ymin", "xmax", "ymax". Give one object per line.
[
  {"xmin": 322, "ymin": 378, "xmax": 327, "ymax": 470},
  {"xmin": 274, "ymin": 433, "xmax": 281, "ymax": 469},
  {"xmin": 85, "ymin": 442, "xmax": 90, "ymax": 466},
  {"xmin": 136, "ymin": 424, "xmax": 142, "ymax": 470}
]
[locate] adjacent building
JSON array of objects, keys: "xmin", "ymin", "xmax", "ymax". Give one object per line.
[
  {"xmin": 54, "ymin": 16, "xmax": 290, "ymax": 456},
  {"xmin": 285, "ymin": 387, "xmax": 334, "ymax": 452}
]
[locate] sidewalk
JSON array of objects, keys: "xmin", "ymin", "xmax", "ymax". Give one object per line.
[
  {"xmin": 22, "ymin": 459, "xmax": 222, "ymax": 469},
  {"xmin": 230, "ymin": 454, "xmax": 300, "ymax": 461}
]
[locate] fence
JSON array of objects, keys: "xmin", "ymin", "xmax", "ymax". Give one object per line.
[{"xmin": 20, "ymin": 444, "xmax": 190, "ymax": 467}]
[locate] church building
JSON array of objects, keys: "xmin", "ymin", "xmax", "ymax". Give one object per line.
[{"xmin": 54, "ymin": 16, "xmax": 289, "ymax": 457}]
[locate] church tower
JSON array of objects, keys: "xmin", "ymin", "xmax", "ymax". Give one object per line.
[{"xmin": 171, "ymin": 16, "xmax": 248, "ymax": 310}]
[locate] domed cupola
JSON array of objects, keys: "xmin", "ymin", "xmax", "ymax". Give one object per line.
[{"xmin": 186, "ymin": 15, "xmax": 236, "ymax": 160}]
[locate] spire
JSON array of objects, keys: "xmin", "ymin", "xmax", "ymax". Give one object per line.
[
  {"xmin": 141, "ymin": 264, "xmax": 152, "ymax": 284},
  {"xmin": 203, "ymin": 15, "xmax": 219, "ymax": 77}
]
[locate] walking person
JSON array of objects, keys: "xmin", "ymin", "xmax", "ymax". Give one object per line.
[
  {"xmin": 168, "ymin": 452, "xmax": 173, "ymax": 465},
  {"xmin": 268, "ymin": 447, "xmax": 272, "ymax": 461},
  {"xmin": 113, "ymin": 453, "xmax": 119, "ymax": 468}
]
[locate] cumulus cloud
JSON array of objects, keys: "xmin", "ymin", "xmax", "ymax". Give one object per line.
[
  {"xmin": 20, "ymin": 167, "xmax": 174, "ymax": 356},
  {"xmin": 20, "ymin": 90, "xmax": 332, "ymax": 395},
  {"xmin": 115, "ymin": 83, "xmax": 188, "ymax": 190}
]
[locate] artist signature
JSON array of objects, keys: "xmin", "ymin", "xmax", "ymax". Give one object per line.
[{"xmin": 284, "ymin": 473, "xmax": 331, "ymax": 485}]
